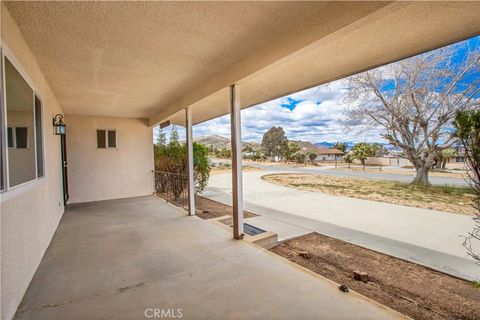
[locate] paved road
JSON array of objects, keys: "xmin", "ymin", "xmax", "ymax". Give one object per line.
[
  {"xmin": 203, "ymin": 171, "xmax": 479, "ymax": 281},
  {"xmin": 244, "ymin": 162, "xmax": 468, "ymax": 187}
]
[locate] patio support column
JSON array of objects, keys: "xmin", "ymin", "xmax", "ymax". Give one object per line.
[
  {"xmin": 186, "ymin": 107, "xmax": 195, "ymax": 216},
  {"xmin": 230, "ymin": 84, "xmax": 244, "ymax": 239}
]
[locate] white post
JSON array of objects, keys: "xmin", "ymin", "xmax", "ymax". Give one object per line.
[
  {"xmin": 186, "ymin": 107, "xmax": 195, "ymax": 216},
  {"xmin": 230, "ymin": 84, "xmax": 244, "ymax": 239}
]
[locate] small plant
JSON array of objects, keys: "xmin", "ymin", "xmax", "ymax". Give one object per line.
[
  {"xmin": 307, "ymin": 151, "xmax": 317, "ymax": 164},
  {"xmin": 472, "ymin": 281, "xmax": 480, "ymax": 289},
  {"xmin": 154, "ymin": 137, "xmax": 211, "ymax": 197},
  {"xmin": 351, "ymin": 143, "xmax": 376, "ymax": 167},
  {"xmin": 292, "ymin": 151, "xmax": 306, "ymax": 164}
]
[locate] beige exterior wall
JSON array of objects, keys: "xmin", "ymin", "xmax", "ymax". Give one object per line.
[
  {"xmin": 66, "ymin": 115, "xmax": 154, "ymax": 204},
  {"xmin": 1, "ymin": 5, "xmax": 66, "ymax": 320},
  {"xmin": 353, "ymin": 157, "xmax": 392, "ymax": 166},
  {"xmin": 445, "ymin": 162, "xmax": 466, "ymax": 170},
  {"xmin": 315, "ymin": 154, "xmax": 340, "ymax": 162},
  {"xmin": 353, "ymin": 157, "xmax": 412, "ymax": 167}
]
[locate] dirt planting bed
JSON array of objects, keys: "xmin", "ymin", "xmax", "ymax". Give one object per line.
[
  {"xmin": 270, "ymin": 232, "xmax": 480, "ymax": 320},
  {"xmin": 195, "ymin": 196, "xmax": 258, "ymax": 219},
  {"xmin": 263, "ymin": 173, "xmax": 475, "ymax": 215}
]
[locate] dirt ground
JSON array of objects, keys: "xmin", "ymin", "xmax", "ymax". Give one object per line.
[
  {"xmin": 263, "ymin": 173, "xmax": 475, "ymax": 215},
  {"xmin": 209, "ymin": 165, "xmax": 263, "ymax": 176},
  {"xmin": 194, "ymin": 195, "xmax": 258, "ymax": 219},
  {"xmin": 271, "ymin": 233, "xmax": 480, "ymax": 320},
  {"xmin": 334, "ymin": 167, "xmax": 467, "ymax": 178}
]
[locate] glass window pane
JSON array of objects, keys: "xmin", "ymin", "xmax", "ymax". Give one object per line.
[
  {"xmin": 108, "ymin": 130, "xmax": 116, "ymax": 148},
  {"xmin": 7, "ymin": 127, "xmax": 14, "ymax": 148},
  {"xmin": 15, "ymin": 127, "xmax": 28, "ymax": 148},
  {"xmin": 97, "ymin": 130, "xmax": 106, "ymax": 148},
  {"xmin": 5, "ymin": 57, "xmax": 36, "ymax": 187},
  {"xmin": 35, "ymin": 96, "xmax": 44, "ymax": 177}
]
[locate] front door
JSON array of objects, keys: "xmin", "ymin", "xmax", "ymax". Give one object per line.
[{"xmin": 61, "ymin": 134, "xmax": 69, "ymax": 205}]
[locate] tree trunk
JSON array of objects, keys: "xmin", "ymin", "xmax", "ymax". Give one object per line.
[
  {"xmin": 442, "ymin": 159, "xmax": 447, "ymax": 169},
  {"xmin": 412, "ymin": 165, "xmax": 430, "ymax": 186}
]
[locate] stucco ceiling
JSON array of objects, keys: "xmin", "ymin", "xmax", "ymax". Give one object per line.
[
  {"xmin": 3, "ymin": 1, "xmax": 480, "ymax": 127},
  {"xmin": 3, "ymin": 1, "xmax": 333, "ymax": 118}
]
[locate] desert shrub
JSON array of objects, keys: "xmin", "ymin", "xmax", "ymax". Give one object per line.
[
  {"xmin": 193, "ymin": 143, "xmax": 210, "ymax": 193},
  {"xmin": 292, "ymin": 151, "xmax": 306, "ymax": 163},
  {"xmin": 307, "ymin": 151, "xmax": 317, "ymax": 164},
  {"xmin": 344, "ymin": 153, "xmax": 353, "ymax": 163},
  {"xmin": 154, "ymin": 141, "xmax": 210, "ymax": 196}
]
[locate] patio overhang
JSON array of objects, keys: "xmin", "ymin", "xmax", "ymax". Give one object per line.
[
  {"xmin": 4, "ymin": 1, "xmax": 479, "ymax": 127},
  {"xmin": 153, "ymin": 1, "xmax": 480, "ymax": 126}
]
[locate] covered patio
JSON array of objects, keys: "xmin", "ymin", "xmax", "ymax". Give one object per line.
[
  {"xmin": 14, "ymin": 196, "xmax": 403, "ymax": 319},
  {"xmin": 2, "ymin": 1, "xmax": 480, "ymax": 319}
]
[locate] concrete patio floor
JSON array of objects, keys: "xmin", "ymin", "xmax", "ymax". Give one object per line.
[{"xmin": 15, "ymin": 196, "xmax": 405, "ymax": 320}]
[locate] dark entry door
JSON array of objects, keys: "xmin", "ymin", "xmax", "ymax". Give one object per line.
[{"xmin": 61, "ymin": 134, "xmax": 69, "ymax": 205}]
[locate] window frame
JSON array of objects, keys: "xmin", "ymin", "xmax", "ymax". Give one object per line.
[
  {"xmin": 0, "ymin": 47, "xmax": 4, "ymax": 192},
  {"xmin": 97, "ymin": 129, "xmax": 117, "ymax": 149},
  {"xmin": 1, "ymin": 44, "xmax": 46, "ymax": 195},
  {"xmin": 35, "ymin": 94, "xmax": 44, "ymax": 178}
]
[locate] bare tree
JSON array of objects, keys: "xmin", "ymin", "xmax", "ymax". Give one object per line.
[{"xmin": 344, "ymin": 41, "xmax": 480, "ymax": 185}]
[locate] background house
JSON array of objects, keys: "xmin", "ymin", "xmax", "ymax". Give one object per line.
[{"xmin": 315, "ymin": 148, "xmax": 344, "ymax": 162}]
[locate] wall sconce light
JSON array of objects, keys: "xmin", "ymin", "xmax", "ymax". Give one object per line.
[{"xmin": 52, "ymin": 114, "xmax": 66, "ymax": 135}]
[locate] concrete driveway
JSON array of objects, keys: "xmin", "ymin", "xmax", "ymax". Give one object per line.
[
  {"xmin": 244, "ymin": 162, "xmax": 468, "ymax": 187},
  {"xmin": 203, "ymin": 170, "xmax": 479, "ymax": 281}
]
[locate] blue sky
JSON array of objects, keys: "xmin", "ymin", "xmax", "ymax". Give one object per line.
[{"xmin": 156, "ymin": 35, "xmax": 479, "ymax": 144}]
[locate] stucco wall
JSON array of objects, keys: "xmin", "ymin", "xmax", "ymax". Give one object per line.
[
  {"xmin": 315, "ymin": 154, "xmax": 340, "ymax": 162},
  {"xmin": 66, "ymin": 115, "xmax": 154, "ymax": 204},
  {"xmin": 352, "ymin": 157, "xmax": 412, "ymax": 167},
  {"xmin": 1, "ymin": 4, "xmax": 66, "ymax": 320}
]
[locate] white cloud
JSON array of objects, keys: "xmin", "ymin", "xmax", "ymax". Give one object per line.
[{"xmin": 190, "ymin": 79, "xmax": 386, "ymax": 144}]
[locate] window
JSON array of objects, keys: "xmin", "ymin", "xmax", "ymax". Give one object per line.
[
  {"xmin": 107, "ymin": 130, "xmax": 116, "ymax": 148},
  {"xmin": 7, "ymin": 127, "xmax": 28, "ymax": 149},
  {"xmin": 2, "ymin": 56, "xmax": 44, "ymax": 189},
  {"xmin": 97, "ymin": 129, "xmax": 117, "ymax": 149},
  {"xmin": 7, "ymin": 127, "xmax": 14, "ymax": 148},
  {"xmin": 97, "ymin": 130, "xmax": 106, "ymax": 148}
]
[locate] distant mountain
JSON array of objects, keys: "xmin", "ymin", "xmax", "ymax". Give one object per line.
[
  {"xmin": 194, "ymin": 135, "xmax": 259, "ymax": 150},
  {"xmin": 194, "ymin": 135, "xmax": 393, "ymax": 154},
  {"xmin": 194, "ymin": 135, "xmax": 230, "ymax": 148},
  {"xmin": 290, "ymin": 140, "xmax": 318, "ymax": 152},
  {"xmin": 314, "ymin": 141, "xmax": 336, "ymax": 149},
  {"xmin": 314, "ymin": 141, "xmax": 398, "ymax": 152}
]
